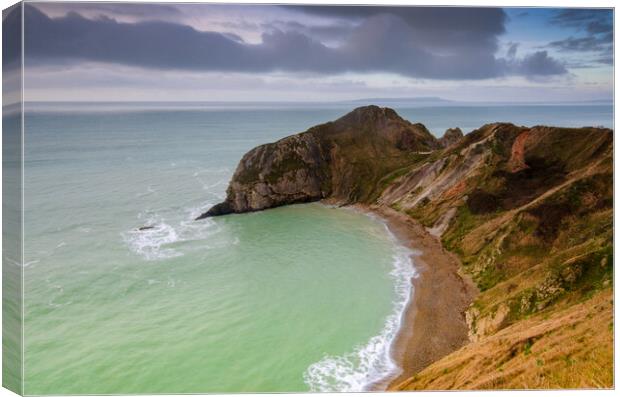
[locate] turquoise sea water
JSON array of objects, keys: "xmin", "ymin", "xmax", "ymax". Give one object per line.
[{"xmin": 21, "ymin": 103, "xmax": 612, "ymax": 394}]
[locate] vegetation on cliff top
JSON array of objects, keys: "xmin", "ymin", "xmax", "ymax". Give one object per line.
[
  {"xmin": 200, "ymin": 106, "xmax": 613, "ymax": 389},
  {"xmin": 198, "ymin": 106, "xmax": 440, "ymax": 217},
  {"xmin": 381, "ymin": 119, "xmax": 613, "ymax": 390}
]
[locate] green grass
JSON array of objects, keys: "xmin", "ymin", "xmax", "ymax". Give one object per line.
[
  {"xmin": 264, "ymin": 154, "xmax": 308, "ymax": 184},
  {"xmin": 523, "ymin": 340, "xmax": 533, "ymax": 356},
  {"xmin": 442, "ymin": 205, "xmax": 476, "ymax": 252},
  {"xmin": 476, "ymin": 265, "xmax": 506, "ymax": 292}
]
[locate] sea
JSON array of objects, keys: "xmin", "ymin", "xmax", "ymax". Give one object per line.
[{"xmin": 18, "ymin": 101, "xmax": 612, "ymax": 394}]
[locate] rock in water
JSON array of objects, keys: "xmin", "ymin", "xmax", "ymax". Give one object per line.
[{"xmin": 195, "ymin": 201, "xmax": 233, "ymax": 219}]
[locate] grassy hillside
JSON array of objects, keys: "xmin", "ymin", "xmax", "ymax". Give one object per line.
[
  {"xmin": 379, "ymin": 122, "xmax": 613, "ymax": 389},
  {"xmin": 395, "ymin": 289, "xmax": 613, "ymax": 389},
  {"xmin": 205, "ymin": 106, "xmax": 613, "ymax": 388}
]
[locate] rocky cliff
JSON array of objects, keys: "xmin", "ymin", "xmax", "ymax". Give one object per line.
[
  {"xmin": 389, "ymin": 121, "xmax": 613, "ymax": 390},
  {"xmin": 197, "ymin": 106, "xmax": 613, "ymax": 389},
  {"xmin": 439, "ymin": 127, "xmax": 464, "ymax": 148},
  {"xmin": 197, "ymin": 106, "xmax": 439, "ymax": 218}
]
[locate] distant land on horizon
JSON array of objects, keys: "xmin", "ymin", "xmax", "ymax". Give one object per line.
[
  {"xmin": 347, "ymin": 97, "xmax": 613, "ymax": 104},
  {"xmin": 24, "ymin": 98, "xmax": 614, "ymax": 106}
]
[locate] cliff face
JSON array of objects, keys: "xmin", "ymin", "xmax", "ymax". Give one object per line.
[
  {"xmin": 197, "ymin": 106, "xmax": 613, "ymax": 389},
  {"xmin": 438, "ymin": 127, "xmax": 464, "ymax": 148},
  {"xmin": 199, "ymin": 133, "xmax": 330, "ymax": 217},
  {"xmin": 383, "ymin": 122, "xmax": 613, "ymax": 389},
  {"xmin": 197, "ymin": 106, "xmax": 439, "ymax": 218}
]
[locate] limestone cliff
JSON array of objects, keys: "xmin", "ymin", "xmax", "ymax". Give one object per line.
[
  {"xmin": 197, "ymin": 106, "xmax": 613, "ymax": 389},
  {"xmin": 197, "ymin": 106, "xmax": 439, "ymax": 218},
  {"xmin": 384, "ymin": 122, "xmax": 613, "ymax": 389},
  {"xmin": 439, "ymin": 127, "xmax": 464, "ymax": 148}
]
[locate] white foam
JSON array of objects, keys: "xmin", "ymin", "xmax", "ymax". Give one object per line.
[
  {"xmin": 23, "ymin": 259, "xmax": 40, "ymax": 268},
  {"xmin": 135, "ymin": 185, "xmax": 157, "ymax": 198},
  {"xmin": 193, "ymin": 167, "xmax": 232, "ymax": 192},
  {"xmin": 303, "ymin": 219, "xmax": 416, "ymax": 392},
  {"xmin": 122, "ymin": 203, "xmax": 225, "ymax": 261},
  {"xmin": 123, "ymin": 220, "xmax": 183, "ymax": 261}
]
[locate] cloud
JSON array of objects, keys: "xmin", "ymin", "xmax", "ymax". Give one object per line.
[
  {"xmin": 550, "ymin": 9, "xmax": 612, "ymax": 31},
  {"xmin": 546, "ymin": 8, "xmax": 612, "ymax": 67},
  {"xmin": 2, "ymin": 4, "xmax": 21, "ymax": 68},
  {"xmin": 21, "ymin": 4, "xmax": 566, "ymax": 80},
  {"xmin": 586, "ymin": 19, "xmax": 613, "ymax": 35},
  {"xmin": 283, "ymin": 6, "xmax": 507, "ymax": 56},
  {"xmin": 32, "ymin": 2, "xmax": 182, "ymax": 20},
  {"xmin": 548, "ymin": 33, "xmax": 612, "ymax": 52},
  {"xmin": 506, "ymin": 42, "xmax": 519, "ymax": 58},
  {"xmin": 596, "ymin": 55, "xmax": 614, "ymax": 65},
  {"xmin": 508, "ymin": 51, "xmax": 567, "ymax": 77},
  {"xmin": 283, "ymin": 6, "xmax": 507, "ymax": 35},
  {"xmin": 260, "ymin": 20, "xmax": 355, "ymax": 44},
  {"xmin": 2, "ymin": 6, "xmax": 22, "ymax": 106}
]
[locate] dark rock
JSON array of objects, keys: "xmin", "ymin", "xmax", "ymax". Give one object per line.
[
  {"xmin": 439, "ymin": 127, "xmax": 464, "ymax": 148},
  {"xmin": 195, "ymin": 201, "xmax": 233, "ymax": 220},
  {"xmin": 196, "ymin": 106, "xmax": 441, "ymax": 218}
]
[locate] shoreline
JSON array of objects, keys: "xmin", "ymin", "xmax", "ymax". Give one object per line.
[{"xmin": 352, "ymin": 204, "xmax": 477, "ymax": 390}]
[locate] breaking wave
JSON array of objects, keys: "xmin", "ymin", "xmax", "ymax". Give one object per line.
[
  {"xmin": 303, "ymin": 221, "xmax": 416, "ymax": 392},
  {"xmin": 122, "ymin": 202, "xmax": 225, "ymax": 261}
]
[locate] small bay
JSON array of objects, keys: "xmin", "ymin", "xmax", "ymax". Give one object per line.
[{"xmin": 22, "ymin": 102, "xmax": 612, "ymax": 393}]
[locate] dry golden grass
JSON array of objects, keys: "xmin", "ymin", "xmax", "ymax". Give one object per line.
[
  {"xmin": 381, "ymin": 122, "xmax": 613, "ymax": 391},
  {"xmin": 394, "ymin": 289, "xmax": 613, "ymax": 390}
]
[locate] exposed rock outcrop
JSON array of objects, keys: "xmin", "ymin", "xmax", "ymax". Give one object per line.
[
  {"xmin": 197, "ymin": 105, "xmax": 440, "ymax": 218},
  {"xmin": 195, "ymin": 105, "xmax": 613, "ymax": 389},
  {"xmin": 388, "ymin": 121, "xmax": 612, "ymax": 390},
  {"xmin": 197, "ymin": 133, "xmax": 329, "ymax": 218},
  {"xmin": 439, "ymin": 127, "xmax": 464, "ymax": 148}
]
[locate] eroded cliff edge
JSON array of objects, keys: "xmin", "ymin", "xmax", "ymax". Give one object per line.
[
  {"xmin": 197, "ymin": 106, "xmax": 439, "ymax": 218},
  {"xmin": 198, "ymin": 106, "xmax": 613, "ymax": 389}
]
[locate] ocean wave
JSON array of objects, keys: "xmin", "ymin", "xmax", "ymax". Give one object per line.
[
  {"xmin": 46, "ymin": 280, "xmax": 73, "ymax": 308},
  {"xmin": 135, "ymin": 185, "xmax": 157, "ymax": 198},
  {"xmin": 303, "ymin": 222, "xmax": 416, "ymax": 392},
  {"xmin": 23, "ymin": 259, "xmax": 41, "ymax": 268},
  {"xmin": 123, "ymin": 219, "xmax": 183, "ymax": 261},
  {"xmin": 194, "ymin": 176, "xmax": 229, "ymax": 194},
  {"xmin": 193, "ymin": 167, "xmax": 231, "ymax": 194},
  {"xmin": 122, "ymin": 202, "xmax": 225, "ymax": 261}
]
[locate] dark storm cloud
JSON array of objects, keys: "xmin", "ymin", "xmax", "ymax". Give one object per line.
[
  {"xmin": 2, "ymin": 3, "xmax": 21, "ymax": 68},
  {"xmin": 282, "ymin": 5, "xmax": 507, "ymax": 35},
  {"xmin": 22, "ymin": 5, "xmax": 566, "ymax": 80},
  {"xmin": 550, "ymin": 9, "xmax": 612, "ymax": 33},
  {"xmin": 35, "ymin": 3, "xmax": 182, "ymax": 18},
  {"xmin": 596, "ymin": 55, "xmax": 613, "ymax": 65},
  {"xmin": 546, "ymin": 8, "xmax": 612, "ymax": 67},
  {"xmin": 548, "ymin": 33, "xmax": 612, "ymax": 52},
  {"xmin": 506, "ymin": 42, "xmax": 519, "ymax": 58},
  {"xmin": 508, "ymin": 51, "xmax": 567, "ymax": 76},
  {"xmin": 586, "ymin": 19, "xmax": 613, "ymax": 35},
  {"xmin": 283, "ymin": 6, "xmax": 507, "ymax": 56},
  {"xmin": 260, "ymin": 20, "xmax": 355, "ymax": 43}
]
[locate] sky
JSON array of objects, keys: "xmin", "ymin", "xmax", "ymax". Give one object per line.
[{"xmin": 3, "ymin": 2, "xmax": 614, "ymax": 102}]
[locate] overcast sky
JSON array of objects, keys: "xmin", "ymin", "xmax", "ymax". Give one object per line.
[{"xmin": 6, "ymin": 3, "xmax": 614, "ymax": 102}]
